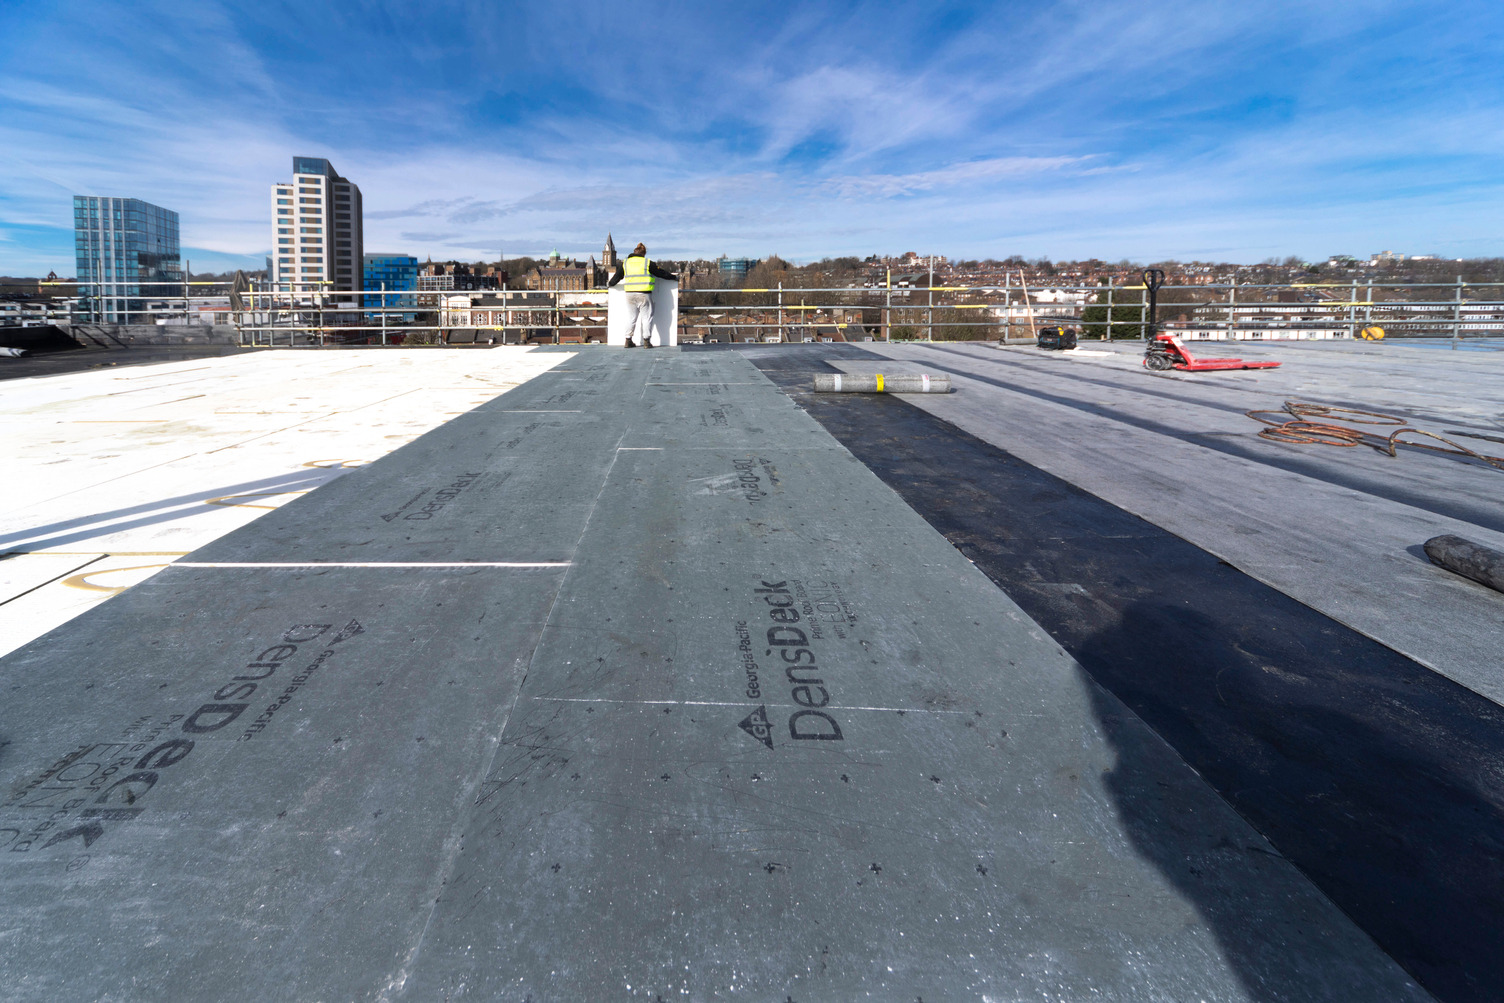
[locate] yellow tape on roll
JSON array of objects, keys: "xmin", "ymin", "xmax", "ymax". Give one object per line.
[{"xmin": 875, "ymin": 374, "xmax": 884, "ymax": 393}]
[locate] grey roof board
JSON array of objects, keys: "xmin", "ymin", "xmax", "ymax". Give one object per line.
[
  {"xmin": 190, "ymin": 409, "xmax": 623, "ymax": 564},
  {"xmin": 625, "ymin": 355, "xmax": 838, "ymax": 447},
  {"xmin": 391, "ymin": 415, "xmax": 1425, "ymax": 1001},
  {"xmin": 0, "ymin": 349, "xmax": 1428, "ymax": 1000},
  {"xmin": 0, "ymin": 564, "xmax": 565, "ymax": 1001},
  {"xmin": 474, "ymin": 356, "xmax": 658, "ymax": 412},
  {"xmin": 626, "ymin": 386, "xmax": 823, "ymax": 449}
]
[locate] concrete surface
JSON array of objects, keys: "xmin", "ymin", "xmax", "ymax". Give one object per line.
[{"xmin": 0, "ymin": 349, "xmax": 1427, "ymax": 1001}]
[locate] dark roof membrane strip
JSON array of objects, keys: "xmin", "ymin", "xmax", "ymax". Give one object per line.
[
  {"xmin": 749, "ymin": 345, "xmax": 1504, "ymax": 1003},
  {"xmin": 910, "ymin": 353, "xmax": 1504, "ymax": 535}
]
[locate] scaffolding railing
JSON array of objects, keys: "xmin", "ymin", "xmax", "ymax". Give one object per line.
[{"xmin": 15, "ymin": 276, "xmax": 1504, "ymax": 349}]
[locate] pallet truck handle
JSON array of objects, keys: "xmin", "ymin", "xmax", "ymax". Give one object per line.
[{"xmin": 1142, "ymin": 269, "xmax": 1166, "ymax": 332}]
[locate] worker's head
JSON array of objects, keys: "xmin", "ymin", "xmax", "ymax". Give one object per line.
[{"xmin": 633, "ymin": 242, "xmax": 647, "ymax": 256}]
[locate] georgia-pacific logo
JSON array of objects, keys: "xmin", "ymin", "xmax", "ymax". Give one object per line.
[{"xmin": 737, "ymin": 705, "xmax": 774, "ymax": 749}]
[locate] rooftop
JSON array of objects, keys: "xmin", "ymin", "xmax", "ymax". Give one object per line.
[{"xmin": 1, "ymin": 338, "xmax": 1501, "ymax": 999}]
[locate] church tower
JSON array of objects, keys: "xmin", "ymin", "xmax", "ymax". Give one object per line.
[{"xmin": 602, "ymin": 233, "xmax": 617, "ymax": 272}]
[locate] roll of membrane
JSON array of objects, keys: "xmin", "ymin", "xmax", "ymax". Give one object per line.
[
  {"xmin": 1424, "ymin": 534, "xmax": 1504, "ymax": 594},
  {"xmin": 813, "ymin": 373, "xmax": 950, "ymax": 393}
]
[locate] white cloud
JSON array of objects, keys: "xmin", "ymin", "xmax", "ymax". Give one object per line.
[
  {"xmin": 820, "ymin": 156, "xmax": 1091, "ymax": 198},
  {"xmin": 2, "ymin": 0, "xmax": 1502, "ymax": 274}
]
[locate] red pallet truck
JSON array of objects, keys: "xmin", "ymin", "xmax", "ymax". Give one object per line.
[{"xmin": 1140, "ymin": 269, "xmax": 1281, "ymax": 372}]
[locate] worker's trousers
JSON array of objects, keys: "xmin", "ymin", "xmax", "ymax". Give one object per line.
[{"xmin": 624, "ymin": 291, "xmax": 655, "ymax": 346}]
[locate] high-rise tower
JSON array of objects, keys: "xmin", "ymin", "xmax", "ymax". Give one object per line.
[
  {"xmin": 73, "ymin": 196, "xmax": 180, "ymax": 322},
  {"xmin": 270, "ymin": 157, "xmax": 363, "ymax": 304}
]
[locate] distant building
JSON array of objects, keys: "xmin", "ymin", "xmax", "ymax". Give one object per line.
[
  {"xmin": 270, "ymin": 157, "xmax": 363, "ymax": 304},
  {"xmin": 528, "ymin": 248, "xmax": 595, "ymax": 291},
  {"xmin": 893, "ymin": 252, "xmax": 947, "ymax": 268},
  {"xmin": 717, "ymin": 256, "xmax": 757, "ymax": 279},
  {"xmin": 1029, "ymin": 288, "xmax": 1089, "ymax": 305},
  {"xmin": 2, "ymin": 272, "xmax": 71, "ymax": 327},
  {"xmin": 73, "ymin": 196, "xmax": 181, "ymax": 322},
  {"xmin": 417, "ymin": 265, "xmax": 455, "ymax": 294},
  {"xmin": 418, "ymin": 260, "xmax": 499, "ymax": 294},
  {"xmin": 441, "ymin": 291, "xmax": 555, "ymax": 331},
  {"xmin": 602, "ymin": 233, "xmax": 618, "ymax": 273},
  {"xmin": 364, "ymin": 254, "xmax": 420, "ymax": 320}
]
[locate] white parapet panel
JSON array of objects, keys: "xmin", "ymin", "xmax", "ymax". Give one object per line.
[{"xmin": 607, "ymin": 279, "xmax": 678, "ymax": 346}]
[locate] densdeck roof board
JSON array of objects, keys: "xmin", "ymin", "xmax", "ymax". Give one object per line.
[
  {"xmin": 0, "ymin": 349, "xmax": 1428, "ymax": 1001},
  {"xmin": 0, "ymin": 565, "xmax": 564, "ymax": 1001}
]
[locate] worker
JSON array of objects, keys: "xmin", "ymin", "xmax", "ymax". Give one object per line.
[{"xmin": 608, "ymin": 242, "xmax": 677, "ymax": 347}]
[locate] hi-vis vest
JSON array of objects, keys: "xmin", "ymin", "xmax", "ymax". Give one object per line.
[{"xmin": 624, "ymin": 255, "xmax": 655, "ymax": 292}]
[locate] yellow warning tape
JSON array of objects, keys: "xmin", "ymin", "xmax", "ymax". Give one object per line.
[
  {"xmin": 1299, "ymin": 301, "xmax": 1405, "ymax": 308},
  {"xmin": 875, "ymin": 374, "xmax": 884, "ymax": 393}
]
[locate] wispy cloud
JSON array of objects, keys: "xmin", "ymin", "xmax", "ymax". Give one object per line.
[
  {"xmin": 2, "ymin": 0, "xmax": 1502, "ymax": 274},
  {"xmin": 821, "ymin": 156, "xmax": 1091, "ymax": 198}
]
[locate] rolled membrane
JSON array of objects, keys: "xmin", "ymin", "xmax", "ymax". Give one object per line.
[
  {"xmin": 813, "ymin": 373, "xmax": 951, "ymax": 393},
  {"xmin": 1424, "ymin": 534, "xmax": 1504, "ymax": 594}
]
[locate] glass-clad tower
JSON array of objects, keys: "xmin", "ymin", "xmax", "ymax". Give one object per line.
[
  {"xmin": 364, "ymin": 254, "xmax": 419, "ymax": 321},
  {"xmin": 73, "ymin": 196, "xmax": 181, "ymax": 322}
]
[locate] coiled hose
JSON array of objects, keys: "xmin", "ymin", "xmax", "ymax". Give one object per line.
[{"xmin": 1246, "ymin": 401, "xmax": 1504, "ymax": 472}]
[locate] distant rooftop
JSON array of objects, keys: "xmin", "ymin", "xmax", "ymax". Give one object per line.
[{"xmin": 292, "ymin": 156, "xmax": 337, "ymax": 179}]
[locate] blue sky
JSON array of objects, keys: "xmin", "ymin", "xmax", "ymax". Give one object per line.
[{"xmin": 3, "ymin": 1, "xmax": 1503, "ymax": 275}]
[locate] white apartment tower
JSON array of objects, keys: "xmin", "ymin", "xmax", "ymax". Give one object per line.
[{"xmin": 270, "ymin": 156, "xmax": 363, "ymax": 303}]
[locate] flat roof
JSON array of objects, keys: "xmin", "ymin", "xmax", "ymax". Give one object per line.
[{"xmin": 2, "ymin": 340, "xmax": 1499, "ymax": 998}]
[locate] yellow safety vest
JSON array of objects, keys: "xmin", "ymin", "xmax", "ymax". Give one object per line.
[{"xmin": 624, "ymin": 255, "xmax": 655, "ymax": 293}]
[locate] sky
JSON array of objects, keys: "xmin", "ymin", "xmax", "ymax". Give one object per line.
[{"xmin": 3, "ymin": 1, "xmax": 1503, "ymax": 276}]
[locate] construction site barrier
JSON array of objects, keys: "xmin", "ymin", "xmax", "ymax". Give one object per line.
[{"xmin": 13, "ymin": 276, "xmax": 1504, "ymax": 349}]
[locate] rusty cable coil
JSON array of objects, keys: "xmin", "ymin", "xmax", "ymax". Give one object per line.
[{"xmin": 1246, "ymin": 400, "xmax": 1504, "ymax": 472}]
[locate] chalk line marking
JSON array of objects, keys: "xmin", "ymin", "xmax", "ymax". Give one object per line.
[
  {"xmin": 533, "ymin": 697, "xmax": 967, "ymax": 714},
  {"xmin": 645, "ymin": 382, "xmax": 767, "ymax": 385},
  {"xmin": 175, "ymin": 561, "xmax": 571, "ymax": 569}
]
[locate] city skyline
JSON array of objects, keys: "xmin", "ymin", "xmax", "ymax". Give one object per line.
[{"xmin": 3, "ymin": 2, "xmax": 1504, "ymax": 276}]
